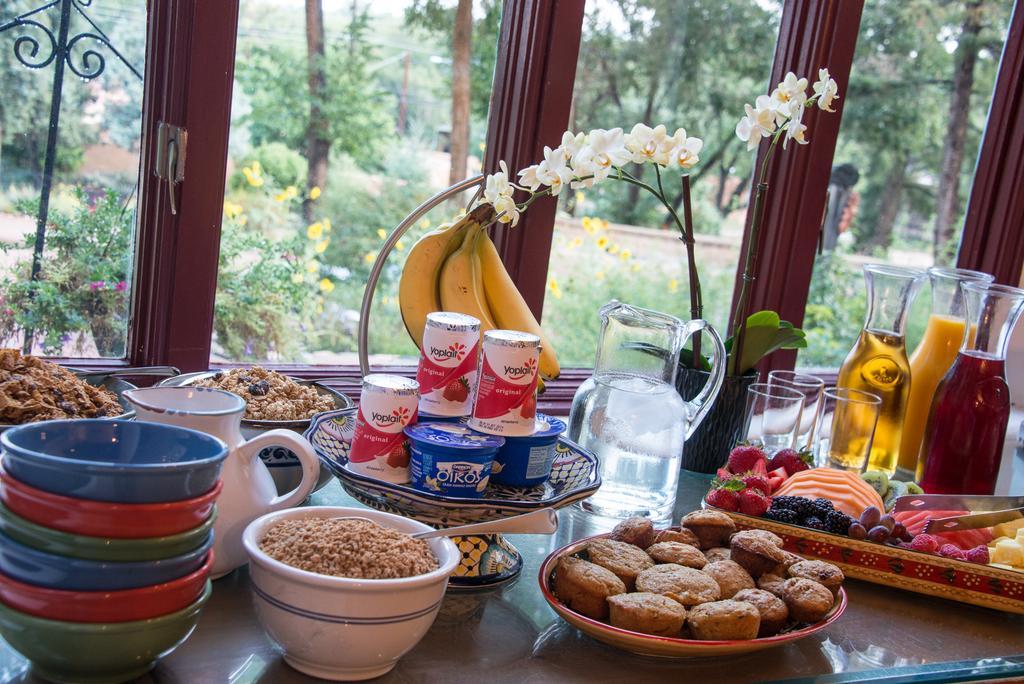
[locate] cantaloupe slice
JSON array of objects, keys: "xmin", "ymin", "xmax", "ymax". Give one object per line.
[{"xmin": 773, "ymin": 468, "xmax": 884, "ymax": 518}]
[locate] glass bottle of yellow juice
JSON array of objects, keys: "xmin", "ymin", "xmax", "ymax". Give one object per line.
[
  {"xmin": 836, "ymin": 264, "xmax": 925, "ymax": 476},
  {"xmin": 897, "ymin": 268, "xmax": 993, "ymax": 480}
]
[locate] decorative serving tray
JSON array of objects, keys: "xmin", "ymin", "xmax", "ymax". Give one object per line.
[{"xmin": 705, "ymin": 503, "xmax": 1024, "ymax": 615}]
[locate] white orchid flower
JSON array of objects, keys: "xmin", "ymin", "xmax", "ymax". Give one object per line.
[
  {"xmin": 483, "ymin": 160, "xmax": 512, "ymax": 203},
  {"xmin": 769, "ymin": 72, "xmax": 809, "ymax": 121},
  {"xmin": 576, "ymin": 128, "xmax": 631, "ymax": 181},
  {"xmin": 783, "ymin": 100, "xmax": 808, "ymax": 148},
  {"xmin": 536, "ymin": 146, "xmax": 574, "ymax": 195},
  {"xmin": 625, "ymin": 123, "xmax": 670, "ymax": 165},
  {"xmin": 735, "ymin": 95, "xmax": 776, "ymax": 150},
  {"xmin": 813, "ymin": 68, "xmax": 839, "ymax": 112},
  {"xmin": 668, "ymin": 135, "xmax": 704, "ymax": 170},
  {"xmin": 493, "ymin": 193, "xmax": 520, "ymax": 226},
  {"xmin": 560, "ymin": 131, "xmax": 586, "ymax": 162},
  {"xmin": 518, "ymin": 164, "xmax": 542, "ymax": 192}
]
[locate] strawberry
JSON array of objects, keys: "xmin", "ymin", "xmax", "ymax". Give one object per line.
[
  {"xmin": 706, "ymin": 487, "xmax": 740, "ymax": 512},
  {"xmin": 738, "ymin": 488, "xmax": 771, "ymax": 517},
  {"xmin": 767, "ymin": 448, "xmax": 813, "ymax": 476},
  {"xmin": 386, "ymin": 443, "xmax": 410, "ymax": 468},
  {"xmin": 963, "ymin": 545, "xmax": 990, "ymax": 565},
  {"xmin": 442, "ymin": 377, "xmax": 471, "ymax": 403},
  {"xmin": 909, "ymin": 534, "xmax": 940, "ymax": 553},
  {"xmin": 727, "ymin": 445, "xmax": 766, "ymax": 475},
  {"xmin": 716, "ymin": 467, "xmax": 734, "ymax": 481},
  {"xmin": 519, "ymin": 392, "xmax": 537, "ymax": 419},
  {"xmin": 741, "ymin": 474, "xmax": 771, "ymax": 496}
]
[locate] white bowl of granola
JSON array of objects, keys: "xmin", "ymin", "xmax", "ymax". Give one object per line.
[{"xmin": 242, "ymin": 506, "xmax": 459, "ymax": 681}]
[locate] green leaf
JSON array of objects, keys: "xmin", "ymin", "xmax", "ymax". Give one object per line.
[{"xmin": 725, "ymin": 310, "xmax": 808, "ymax": 375}]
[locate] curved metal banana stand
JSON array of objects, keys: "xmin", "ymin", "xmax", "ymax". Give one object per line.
[{"xmin": 352, "ymin": 174, "xmax": 528, "ymax": 591}]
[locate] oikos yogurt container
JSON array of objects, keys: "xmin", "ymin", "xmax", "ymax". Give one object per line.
[
  {"xmin": 489, "ymin": 414, "xmax": 566, "ymax": 487},
  {"xmin": 348, "ymin": 374, "xmax": 419, "ymax": 483},
  {"xmin": 416, "ymin": 312, "xmax": 481, "ymax": 417},
  {"xmin": 469, "ymin": 330, "xmax": 540, "ymax": 437},
  {"xmin": 405, "ymin": 423, "xmax": 504, "ymax": 498}
]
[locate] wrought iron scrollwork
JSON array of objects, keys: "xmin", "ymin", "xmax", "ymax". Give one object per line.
[{"xmin": 9, "ymin": 19, "xmax": 58, "ymax": 69}]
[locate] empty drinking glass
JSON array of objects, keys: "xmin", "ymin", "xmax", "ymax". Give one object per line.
[
  {"xmin": 767, "ymin": 370, "xmax": 825, "ymax": 450},
  {"xmin": 813, "ymin": 387, "xmax": 882, "ymax": 471},
  {"xmin": 743, "ymin": 383, "xmax": 804, "ymax": 453}
]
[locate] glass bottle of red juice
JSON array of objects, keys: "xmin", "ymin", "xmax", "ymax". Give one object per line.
[{"xmin": 919, "ymin": 281, "xmax": 1024, "ymax": 494}]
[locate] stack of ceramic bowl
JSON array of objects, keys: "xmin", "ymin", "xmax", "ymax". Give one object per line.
[{"xmin": 0, "ymin": 419, "xmax": 228, "ymax": 683}]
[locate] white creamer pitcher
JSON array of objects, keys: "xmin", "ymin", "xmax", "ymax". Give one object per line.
[{"xmin": 124, "ymin": 386, "xmax": 320, "ymax": 578}]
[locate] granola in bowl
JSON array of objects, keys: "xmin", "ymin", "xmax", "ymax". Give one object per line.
[
  {"xmin": 0, "ymin": 349, "xmax": 124, "ymax": 424},
  {"xmin": 195, "ymin": 366, "xmax": 335, "ymax": 422}
]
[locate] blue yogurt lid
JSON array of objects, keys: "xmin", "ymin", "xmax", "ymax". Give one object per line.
[{"xmin": 404, "ymin": 423, "xmax": 506, "ymax": 453}]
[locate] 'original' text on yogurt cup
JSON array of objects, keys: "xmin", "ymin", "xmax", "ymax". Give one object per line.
[
  {"xmin": 349, "ymin": 374, "xmax": 419, "ymax": 483},
  {"xmin": 469, "ymin": 330, "xmax": 540, "ymax": 437},
  {"xmin": 416, "ymin": 312, "xmax": 481, "ymax": 418}
]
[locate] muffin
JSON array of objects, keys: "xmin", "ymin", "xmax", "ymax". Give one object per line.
[
  {"xmin": 587, "ymin": 539, "xmax": 655, "ymax": 590},
  {"xmin": 687, "ymin": 599, "xmax": 760, "ymax": 641},
  {"xmin": 680, "ymin": 511, "xmax": 736, "ymax": 549},
  {"xmin": 732, "ymin": 528, "xmax": 783, "ymax": 548},
  {"xmin": 701, "ymin": 560, "xmax": 755, "ymax": 599},
  {"xmin": 651, "ymin": 527, "xmax": 700, "ymax": 548},
  {"xmin": 635, "ymin": 564, "xmax": 720, "ymax": 607},
  {"xmin": 609, "ymin": 517, "xmax": 657, "ymax": 549},
  {"xmin": 788, "ymin": 560, "xmax": 844, "ymax": 597},
  {"xmin": 757, "ymin": 573, "xmax": 788, "ymax": 598},
  {"xmin": 729, "ymin": 530, "xmax": 786, "ymax": 577},
  {"xmin": 646, "ymin": 542, "xmax": 707, "ymax": 569},
  {"xmin": 607, "ymin": 592, "xmax": 687, "ymax": 637},
  {"xmin": 553, "ymin": 556, "xmax": 626, "ymax": 620},
  {"xmin": 772, "ymin": 550, "xmax": 804, "ymax": 575},
  {"xmin": 733, "ymin": 588, "xmax": 789, "ymax": 637},
  {"xmin": 704, "ymin": 547, "xmax": 731, "ymax": 563},
  {"xmin": 781, "ymin": 577, "xmax": 835, "ymax": 623}
]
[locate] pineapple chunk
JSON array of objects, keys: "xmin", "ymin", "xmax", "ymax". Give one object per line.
[
  {"xmin": 1016, "ymin": 528, "xmax": 1024, "ymax": 545},
  {"xmin": 989, "ymin": 563, "xmax": 1017, "ymax": 571},
  {"xmin": 992, "ymin": 539, "xmax": 1024, "ymax": 566},
  {"xmin": 993, "ymin": 519, "xmax": 1024, "ymax": 539}
]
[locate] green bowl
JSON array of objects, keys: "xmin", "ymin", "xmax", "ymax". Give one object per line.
[
  {"xmin": 0, "ymin": 501, "xmax": 216, "ymax": 562},
  {"xmin": 0, "ymin": 580, "xmax": 211, "ymax": 683}
]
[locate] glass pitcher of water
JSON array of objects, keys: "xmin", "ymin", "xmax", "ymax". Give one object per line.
[{"xmin": 567, "ymin": 301, "xmax": 726, "ymax": 522}]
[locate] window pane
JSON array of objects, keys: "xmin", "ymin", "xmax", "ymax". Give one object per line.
[
  {"xmin": 798, "ymin": 0, "xmax": 1014, "ymax": 370},
  {"xmin": 213, "ymin": 0, "xmax": 500, "ymax": 366},
  {"xmin": 0, "ymin": 1, "xmax": 145, "ymax": 357},
  {"xmin": 542, "ymin": 0, "xmax": 782, "ymax": 368}
]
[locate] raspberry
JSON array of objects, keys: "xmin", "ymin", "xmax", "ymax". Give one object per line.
[
  {"xmin": 910, "ymin": 534, "xmax": 940, "ymax": 553},
  {"xmin": 706, "ymin": 487, "xmax": 740, "ymax": 512},
  {"xmin": 963, "ymin": 545, "xmax": 990, "ymax": 565},
  {"xmin": 738, "ymin": 489, "xmax": 771, "ymax": 517},
  {"xmin": 938, "ymin": 544, "xmax": 963, "ymax": 559},
  {"xmin": 727, "ymin": 445, "xmax": 766, "ymax": 475}
]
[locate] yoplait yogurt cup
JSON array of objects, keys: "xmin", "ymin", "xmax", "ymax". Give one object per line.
[
  {"xmin": 405, "ymin": 423, "xmax": 505, "ymax": 498},
  {"xmin": 469, "ymin": 330, "xmax": 540, "ymax": 437},
  {"xmin": 349, "ymin": 374, "xmax": 419, "ymax": 483},
  {"xmin": 416, "ymin": 312, "xmax": 480, "ymax": 417}
]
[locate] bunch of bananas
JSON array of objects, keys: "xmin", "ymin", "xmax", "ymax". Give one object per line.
[{"xmin": 398, "ymin": 206, "xmax": 560, "ymax": 381}]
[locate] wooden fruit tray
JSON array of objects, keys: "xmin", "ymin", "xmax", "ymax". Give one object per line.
[{"xmin": 708, "ymin": 505, "xmax": 1024, "ymax": 615}]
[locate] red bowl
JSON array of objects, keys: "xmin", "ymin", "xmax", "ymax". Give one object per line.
[
  {"xmin": 0, "ymin": 469, "xmax": 221, "ymax": 539},
  {"xmin": 0, "ymin": 551, "xmax": 213, "ymax": 623}
]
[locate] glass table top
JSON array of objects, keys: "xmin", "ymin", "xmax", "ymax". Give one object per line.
[{"xmin": 1, "ymin": 472, "xmax": 1023, "ymax": 683}]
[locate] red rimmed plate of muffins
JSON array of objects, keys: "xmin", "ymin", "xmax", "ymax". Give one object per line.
[{"xmin": 539, "ymin": 510, "xmax": 847, "ymax": 658}]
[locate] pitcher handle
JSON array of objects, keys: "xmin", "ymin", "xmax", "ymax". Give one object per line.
[
  {"xmin": 238, "ymin": 430, "xmax": 321, "ymax": 511},
  {"xmin": 680, "ymin": 319, "xmax": 727, "ymax": 440}
]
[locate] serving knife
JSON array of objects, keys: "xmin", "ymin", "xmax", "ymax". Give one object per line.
[{"xmin": 924, "ymin": 508, "xmax": 1024, "ymax": 533}]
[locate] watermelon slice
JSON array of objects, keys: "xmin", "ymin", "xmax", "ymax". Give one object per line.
[{"xmin": 893, "ymin": 510, "xmax": 995, "ymax": 550}]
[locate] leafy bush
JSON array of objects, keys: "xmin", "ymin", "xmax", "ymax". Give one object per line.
[{"xmin": 229, "ymin": 142, "xmax": 307, "ymax": 192}]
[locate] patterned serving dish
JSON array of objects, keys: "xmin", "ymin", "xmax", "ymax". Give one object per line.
[
  {"xmin": 305, "ymin": 408, "xmax": 601, "ymax": 527},
  {"xmin": 539, "ymin": 531, "xmax": 847, "ymax": 658},
  {"xmin": 704, "ymin": 503, "xmax": 1024, "ymax": 615}
]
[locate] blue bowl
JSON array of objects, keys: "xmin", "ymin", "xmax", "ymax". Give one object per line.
[
  {"xmin": 0, "ymin": 528, "xmax": 213, "ymax": 591},
  {"xmin": 490, "ymin": 414, "xmax": 566, "ymax": 487},
  {"xmin": 1, "ymin": 420, "xmax": 228, "ymax": 503}
]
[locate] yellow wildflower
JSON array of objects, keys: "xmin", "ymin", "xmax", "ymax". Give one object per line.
[
  {"xmin": 223, "ymin": 200, "xmax": 243, "ymax": 219},
  {"xmin": 237, "ymin": 215, "xmax": 248, "ymax": 226},
  {"xmin": 548, "ymin": 277, "xmax": 562, "ymax": 300},
  {"xmin": 307, "ymin": 222, "xmax": 324, "ymax": 240},
  {"xmin": 419, "ymin": 218, "xmax": 430, "ymax": 229},
  {"xmin": 252, "ymin": 161, "xmax": 262, "ymax": 173},
  {"xmin": 608, "ymin": 243, "xmax": 620, "ymax": 255},
  {"xmin": 570, "ymin": 237, "xmax": 583, "ymax": 248},
  {"xmin": 306, "ymin": 260, "xmax": 318, "ymax": 273},
  {"xmin": 275, "ymin": 186, "xmax": 298, "ymax": 202},
  {"xmin": 599, "ymin": 219, "xmax": 610, "ymax": 231},
  {"xmin": 322, "ymin": 218, "xmax": 332, "ymax": 232},
  {"xmin": 242, "ymin": 164, "xmax": 263, "ymax": 188},
  {"xmin": 309, "ymin": 186, "xmax": 322, "ymax": 200},
  {"xmin": 669, "ymin": 279, "xmax": 679, "ymax": 293},
  {"xmin": 582, "ymin": 217, "xmax": 595, "ymax": 235},
  {"xmin": 315, "ymin": 238, "xmax": 330, "ymax": 254},
  {"xmin": 575, "ymin": 191, "xmax": 585, "ymax": 205},
  {"xmin": 396, "ymin": 239, "xmax": 406, "ymax": 251},
  {"xmin": 377, "ymin": 228, "xmax": 387, "ymax": 239},
  {"xmin": 619, "ymin": 249, "xmax": 631, "ymax": 260},
  {"xmin": 319, "ymin": 278, "xmax": 335, "ymax": 293},
  {"xmin": 364, "ymin": 252, "xmax": 376, "ymax": 264},
  {"xmin": 597, "ymin": 236, "xmax": 609, "ymax": 250}
]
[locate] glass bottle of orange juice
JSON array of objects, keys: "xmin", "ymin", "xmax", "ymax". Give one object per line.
[
  {"xmin": 836, "ymin": 265, "xmax": 925, "ymax": 476},
  {"xmin": 896, "ymin": 267, "xmax": 993, "ymax": 480}
]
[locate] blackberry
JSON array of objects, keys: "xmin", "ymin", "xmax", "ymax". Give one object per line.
[
  {"xmin": 814, "ymin": 497, "xmax": 836, "ymax": 511},
  {"xmin": 803, "ymin": 516, "xmax": 826, "ymax": 531},
  {"xmin": 809, "ymin": 500, "xmax": 835, "ymax": 519},
  {"xmin": 764, "ymin": 509, "xmax": 799, "ymax": 525},
  {"xmin": 772, "ymin": 496, "xmax": 814, "ymax": 517},
  {"xmin": 825, "ymin": 510, "xmax": 853, "ymax": 535}
]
